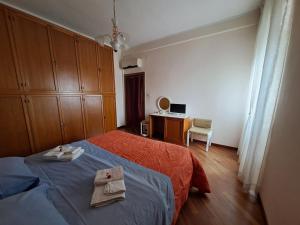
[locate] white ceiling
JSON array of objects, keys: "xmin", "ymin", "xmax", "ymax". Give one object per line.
[{"xmin": 1, "ymin": 0, "xmax": 261, "ymax": 47}]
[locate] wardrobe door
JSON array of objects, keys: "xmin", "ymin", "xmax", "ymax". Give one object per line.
[
  {"xmin": 50, "ymin": 27, "xmax": 80, "ymax": 92},
  {"xmin": 99, "ymin": 46, "xmax": 115, "ymax": 94},
  {"xmin": 26, "ymin": 96, "xmax": 62, "ymax": 152},
  {"xmin": 103, "ymin": 95, "xmax": 117, "ymax": 132},
  {"xmin": 11, "ymin": 12, "xmax": 56, "ymax": 91},
  {"xmin": 0, "ymin": 96, "xmax": 31, "ymax": 157},
  {"xmin": 59, "ymin": 96, "xmax": 85, "ymax": 143},
  {"xmin": 0, "ymin": 8, "xmax": 20, "ymax": 91},
  {"xmin": 83, "ymin": 95, "xmax": 104, "ymax": 137},
  {"xmin": 77, "ymin": 39, "xmax": 100, "ymax": 93}
]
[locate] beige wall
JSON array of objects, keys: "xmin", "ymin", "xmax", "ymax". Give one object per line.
[
  {"xmin": 122, "ymin": 12, "xmax": 259, "ymax": 147},
  {"xmin": 260, "ymin": 2, "xmax": 300, "ymax": 225},
  {"xmin": 113, "ymin": 51, "xmax": 126, "ymax": 127}
]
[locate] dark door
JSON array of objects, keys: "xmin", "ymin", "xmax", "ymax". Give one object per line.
[{"xmin": 125, "ymin": 73, "xmax": 145, "ymax": 133}]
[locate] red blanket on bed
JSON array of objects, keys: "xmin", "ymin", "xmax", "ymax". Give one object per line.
[{"xmin": 88, "ymin": 131, "xmax": 210, "ymax": 223}]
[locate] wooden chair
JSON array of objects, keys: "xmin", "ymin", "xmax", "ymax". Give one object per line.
[{"xmin": 187, "ymin": 118, "xmax": 213, "ymax": 152}]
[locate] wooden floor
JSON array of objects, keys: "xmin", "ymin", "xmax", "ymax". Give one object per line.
[
  {"xmin": 176, "ymin": 141, "xmax": 267, "ymax": 225},
  {"xmin": 120, "ymin": 128, "xmax": 266, "ymax": 225}
]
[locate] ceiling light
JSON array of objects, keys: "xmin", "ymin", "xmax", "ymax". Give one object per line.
[{"xmin": 96, "ymin": 0, "xmax": 128, "ymax": 52}]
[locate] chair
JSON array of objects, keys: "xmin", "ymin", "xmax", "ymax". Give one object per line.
[{"xmin": 187, "ymin": 118, "xmax": 213, "ymax": 152}]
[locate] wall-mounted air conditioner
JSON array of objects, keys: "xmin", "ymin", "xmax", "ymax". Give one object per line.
[{"xmin": 121, "ymin": 57, "xmax": 143, "ymax": 69}]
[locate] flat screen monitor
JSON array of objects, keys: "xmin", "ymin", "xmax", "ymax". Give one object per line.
[{"xmin": 170, "ymin": 104, "xmax": 186, "ymax": 114}]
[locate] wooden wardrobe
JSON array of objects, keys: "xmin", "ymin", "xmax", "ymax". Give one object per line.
[{"xmin": 0, "ymin": 4, "xmax": 117, "ymax": 157}]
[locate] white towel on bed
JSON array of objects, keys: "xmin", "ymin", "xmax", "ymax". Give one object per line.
[
  {"xmin": 104, "ymin": 180, "xmax": 126, "ymax": 195},
  {"xmin": 43, "ymin": 149, "xmax": 64, "ymax": 160},
  {"xmin": 90, "ymin": 185, "xmax": 125, "ymax": 207},
  {"xmin": 94, "ymin": 166, "xmax": 124, "ymax": 186},
  {"xmin": 60, "ymin": 148, "xmax": 84, "ymax": 161},
  {"xmin": 43, "ymin": 146, "xmax": 84, "ymax": 161}
]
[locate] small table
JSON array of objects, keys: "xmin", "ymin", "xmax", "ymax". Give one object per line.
[{"xmin": 149, "ymin": 112, "xmax": 192, "ymax": 146}]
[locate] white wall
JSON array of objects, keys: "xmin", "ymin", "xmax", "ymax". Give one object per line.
[
  {"xmin": 260, "ymin": 2, "xmax": 300, "ymax": 224},
  {"xmin": 120, "ymin": 13, "xmax": 258, "ymax": 147},
  {"xmin": 113, "ymin": 51, "xmax": 126, "ymax": 127}
]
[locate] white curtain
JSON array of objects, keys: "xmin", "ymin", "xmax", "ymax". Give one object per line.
[{"xmin": 238, "ymin": 0, "xmax": 294, "ymax": 197}]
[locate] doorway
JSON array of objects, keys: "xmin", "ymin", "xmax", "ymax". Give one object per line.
[{"xmin": 124, "ymin": 73, "xmax": 145, "ymax": 133}]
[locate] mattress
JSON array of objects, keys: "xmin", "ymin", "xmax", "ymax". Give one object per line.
[{"xmin": 89, "ymin": 130, "xmax": 211, "ymax": 223}]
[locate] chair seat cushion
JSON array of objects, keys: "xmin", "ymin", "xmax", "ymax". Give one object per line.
[{"xmin": 189, "ymin": 127, "xmax": 212, "ymax": 136}]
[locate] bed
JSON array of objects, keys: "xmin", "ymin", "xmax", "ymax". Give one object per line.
[
  {"xmin": 1, "ymin": 130, "xmax": 210, "ymax": 225},
  {"xmin": 24, "ymin": 140, "xmax": 175, "ymax": 225},
  {"xmin": 89, "ymin": 130, "xmax": 211, "ymax": 222}
]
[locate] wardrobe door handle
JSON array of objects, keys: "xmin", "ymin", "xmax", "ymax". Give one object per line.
[{"xmin": 24, "ymin": 97, "xmax": 30, "ymax": 103}]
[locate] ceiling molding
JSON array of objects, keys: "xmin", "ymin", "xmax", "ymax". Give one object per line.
[
  {"xmin": 128, "ymin": 24, "xmax": 257, "ymax": 55},
  {"xmin": 124, "ymin": 9, "xmax": 260, "ymax": 55}
]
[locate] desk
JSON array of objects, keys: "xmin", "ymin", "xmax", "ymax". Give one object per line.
[{"xmin": 149, "ymin": 113, "xmax": 192, "ymax": 145}]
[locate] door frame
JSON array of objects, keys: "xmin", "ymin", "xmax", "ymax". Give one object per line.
[{"xmin": 124, "ymin": 72, "xmax": 145, "ymax": 130}]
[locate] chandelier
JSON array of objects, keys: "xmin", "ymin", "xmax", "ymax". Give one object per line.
[{"xmin": 97, "ymin": 0, "xmax": 127, "ymax": 52}]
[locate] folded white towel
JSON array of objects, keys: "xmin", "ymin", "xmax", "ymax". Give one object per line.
[
  {"xmin": 94, "ymin": 166, "xmax": 124, "ymax": 186},
  {"xmin": 90, "ymin": 185, "xmax": 125, "ymax": 208},
  {"xmin": 43, "ymin": 146, "xmax": 84, "ymax": 161},
  {"xmin": 43, "ymin": 150, "xmax": 64, "ymax": 159},
  {"xmin": 104, "ymin": 180, "xmax": 126, "ymax": 195},
  {"xmin": 60, "ymin": 146, "xmax": 82, "ymax": 155},
  {"xmin": 59, "ymin": 148, "xmax": 84, "ymax": 161}
]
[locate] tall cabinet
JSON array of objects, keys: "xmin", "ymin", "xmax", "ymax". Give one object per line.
[
  {"xmin": 11, "ymin": 11, "xmax": 56, "ymax": 91},
  {"xmin": 0, "ymin": 8, "xmax": 20, "ymax": 91},
  {"xmin": 0, "ymin": 4, "xmax": 117, "ymax": 157},
  {"xmin": 50, "ymin": 27, "xmax": 80, "ymax": 92}
]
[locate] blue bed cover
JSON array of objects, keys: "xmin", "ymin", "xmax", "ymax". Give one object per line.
[{"xmin": 25, "ymin": 140, "xmax": 175, "ymax": 225}]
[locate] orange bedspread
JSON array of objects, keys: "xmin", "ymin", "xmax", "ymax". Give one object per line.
[{"xmin": 88, "ymin": 131, "xmax": 210, "ymax": 223}]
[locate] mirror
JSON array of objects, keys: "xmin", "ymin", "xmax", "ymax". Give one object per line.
[{"xmin": 157, "ymin": 97, "xmax": 171, "ymax": 113}]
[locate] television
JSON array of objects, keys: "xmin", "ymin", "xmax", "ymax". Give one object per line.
[{"xmin": 170, "ymin": 104, "xmax": 186, "ymax": 114}]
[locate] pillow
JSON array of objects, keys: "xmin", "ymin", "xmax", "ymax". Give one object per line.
[
  {"xmin": 0, "ymin": 184, "xmax": 69, "ymax": 225},
  {"xmin": 0, "ymin": 157, "xmax": 39, "ymax": 199}
]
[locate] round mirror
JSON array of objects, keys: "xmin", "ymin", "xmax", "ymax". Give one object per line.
[{"xmin": 157, "ymin": 97, "xmax": 171, "ymax": 113}]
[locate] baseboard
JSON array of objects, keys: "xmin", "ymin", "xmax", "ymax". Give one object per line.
[
  {"xmin": 212, "ymin": 142, "xmax": 238, "ymax": 150},
  {"xmin": 191, "ymin": 139, "xmax": 238, "ymax": 150},
  {"xmin": 257, "ymin": 193, "xmax": 269, "ymax": 225}
]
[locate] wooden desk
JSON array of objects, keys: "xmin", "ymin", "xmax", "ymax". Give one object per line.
[{"xmin": 149, "ymin": 113, "xmax": 192, "ymax": 146}]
